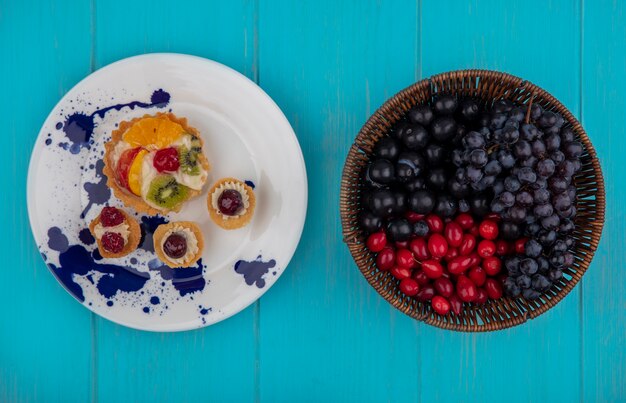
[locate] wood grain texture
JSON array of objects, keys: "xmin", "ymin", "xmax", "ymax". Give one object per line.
[
  {"xmin": 0, "ymin": 1, "xmax": 94, "ymax": 402},
  {"xmin": 257, "ymin": 1, "xmax": 421, "ymax": 401},
  {"xmin": 419, "ymin": 1, "xmax": 583, "ymax": 402},
  {"xmin": 93, "ymin": 1, "xmax": 258, "ymax": 402},
  {"xmin": 582, "ymin": 1, "xmax": 626, "ymax": 401}
]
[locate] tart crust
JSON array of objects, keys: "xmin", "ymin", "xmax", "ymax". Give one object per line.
[
  {"xmin": 89, "ymin": 209, "xmax": 141, "ymax": 258},
  {"xmin": 207, "ymin": 177, "xmax": 256, "ymax": 230},
  {"xmin": 102, "ymin": 112, "xmax": 211, "ymax": 215},
  {"xmin": 153, "ymin": 221, "xmax": 204, "ymax": 268}
]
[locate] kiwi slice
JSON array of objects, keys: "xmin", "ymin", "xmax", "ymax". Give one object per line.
[
  {"xmin": 178, "ymin": 145, "xmax": 201, "ymax": 175},
  {"xmin": 147, "ymin": 175, "xmax": 189, "ymax": 209}
]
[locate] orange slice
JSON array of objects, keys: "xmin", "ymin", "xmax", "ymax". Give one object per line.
[
  {"xmin": 128, "ymin": 149, "xmax": 148, "ymax": 196},
  {"xmin": 123, "ymin": 116, "xmax": 185, "ymax": 149}
]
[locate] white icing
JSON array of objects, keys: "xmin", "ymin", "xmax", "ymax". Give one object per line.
[
  {"xmin": 94, "ymin": 222, "xmax": 130, "ymax": 243},
  {"xmin": 170, "ymin": 134, "xmax": 208, "ymax": 191},
  {"xmin": 160, "ymin": 225, "xmax": 199, "ymax": 266},
  {"xmin": 210, "ymin": 181, "xmax": 250, "ymax": 219}
]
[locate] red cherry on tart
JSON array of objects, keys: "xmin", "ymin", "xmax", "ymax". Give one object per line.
[
  {"xmin": 153, "ymin": 147, "xmax": 180, "ymax": 172},
  {"xmin": 163, "ymin": 233, "xmax": 187, "ymax": 259},
  {"xmin": 218, "ymin": 189, "xmax": 244, "ymax": 216},
  {"xmin": 153, "ymin": 221, "xmax": 204, "ymax": 268},
  {"xmin": 89, "ymin": 206, "xmax": 141, "ymax": 258}
]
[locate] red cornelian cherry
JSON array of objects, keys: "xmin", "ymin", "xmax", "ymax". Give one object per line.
[
  {"xmin": 468, "ymin": 266, "xmax": 487, "ymax": 287},
  {"xmin": 449, "ymin": 294, "xmax": 463, "ymax": 315},
  {"xmin": 391, "ymin": 266, "xmax": 412, "ymax": 280},
  {"xmin": 431, "ymin": 296, "xmax": 451, "ymax": 315},
  {"xmin": 153, "ymin": 147, "xmax": 180, "ymax": 173},
  {"xmin": 456, "ymin": 275, "xmax": 478, "ymax": 302},
  {"xmin": 427, "ymin": 233, "xmax": 448, "ymax": 258},
  {"xmin": 413, "ymin": 270, "xmax": 430, "ymax": 285},
  {"xmin": 478, "ymin": 220, "xmax": 499, "ymax": 240},
  {"xmin": 454, "ymin": 213, "xmax": 474, "ymax": 230},
  {"xmin": 405, "ymin": 211, "xmax": 425, "ymax": 223},
  {"xmin": 448, "ymin": 255, "xmax": 473, "ymax": 275},
  {"xmin": 474, "ymin": 288, "xmax": 488, "ymax": 304},
  {"xmin": 366, "ymin": 232, "xmax": 387, "ymax": 252},
  {"xmin": 416, "ymin": 285, "xmax": 435, "ymax": 301},
  {"xmin": 421, "ymin": 260, "xmax": 444, "ymax": 279},
  {"xmin": 469, "ymin": 225, "xmax": 480, "ymax": 237},
  {"xmin": 459, "ymin": 234, "xmax": 476, "ymax": 256},
  {"xmin": 485, "ymin": 212, "xmax": 501, "ymax": 221},
  {"xmin": 410, "ymin": 238, "xmax": 430, "ymax": 260},
  {"xmin": 515, "ymin": 237, "xmax": 528, "ymax": 254},
  {"xmin": 434, "ymin": 277, "xmax": 454, "ymax": 298},
  {"xmin": 485, "ymin": 278, "xmax": 504, "ymax": 299},
  {"xmin": 425, "ymin": 214, "xmax": 444, "ymax": 233},
  {"xmin": 396, "ymin": 249, "xmax": 415, "ymax": 268},
  {"xmin": 376, "ymin": 248, "xmax": 395, "ymax": 271},
  {"xmin": 482, "ymin": 256, "xmax": 502, "ymax": 276},
  {"xmin": 444, "ymin": 247, "xmax": 459, "ymax": 262},
  {"xmin": 444, "ymin": 221, "xmax": 463, "ymax": 247},
  {"xmin": 477, "ymin": 239, "xmax": 496, "ymax": 258},
  {"xmin": 495, "ymin": 239, "xmax": 510, "ymax": 256},
  {"xmin": 399, "ymin": 278, "xmax": 420, "ymax": 296},
  {"xmin": 395, "ymin": 241, "xmax": 409, "ymax": 249}
]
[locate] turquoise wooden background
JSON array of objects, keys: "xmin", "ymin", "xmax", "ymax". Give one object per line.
[{"xmin": 1, "ymin": 0, "xmax": 624, "ymax": 401}]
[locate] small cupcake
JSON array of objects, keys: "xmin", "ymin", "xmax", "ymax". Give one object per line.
[
  {"xmin": 153, "ymin": 221, "xmax": 204, "ymax": 268},
  {"xmin": 207, "ymin": 178, "xmax": 256, "ymax": 230},
  {"xmin": 89, "ymin": 206, "xmax": 141, "ymax": 258}
]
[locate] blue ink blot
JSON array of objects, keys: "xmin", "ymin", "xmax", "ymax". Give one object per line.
[
  {"xmin": 79, "ymin": 228, "xmax": 95, "ymax": 245},
  {"xmin": 86, "ymin": 274, "xmax": 94, "ymax": 284},
  {"xmin": 41, "ymin": 253, "xmax": 47, "ymax": 261},
  {"xmin": 107, "ymin": 301, "xmax": 113, "ymax": 307},
  {"xmin": 148, "ymin": 259, "xmax": 206, "ymax": 296},
  {"xmin": 234, "ymin": 256, "xmax": 276, "ymax": 288},
  {"xmin": 150, "ymin": 296, "xmax": 160, "ymax": 305},
  {"xmin": 143, "ymin": 307, "xmax": 150, "ymax": 313},
  {"xmin": 45, "ymin": 138, "xmax": 52, "ymax": 145},
  {"xmin": 92, "ymin": 249, "xmax": 103, "ymax": 261},
  {"xmin": 139, "ymin": 215, "xmax": 168, "ymax": 252},
  {"xmin": 81, "ymin": 160, "xmax": 111, "ymax": 218},
  {"xmin": 130, "ymin": 257, "xmax": 138, "ymax": 265},
  {"xmin": 244, "ymin": 180, "xmax": 255, "ymax": 189},
  {"xmin": 60, "ymin": 89, "xmax": 170, "ymax": 153},
  {"xmin": 48, "ymin": 227, "xmax": 69, "ymax": 252}
]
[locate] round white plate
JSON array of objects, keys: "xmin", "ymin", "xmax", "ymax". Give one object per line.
[{"xmin": 27, "ymin": 54, "xmax": 307, "ymax": 331}]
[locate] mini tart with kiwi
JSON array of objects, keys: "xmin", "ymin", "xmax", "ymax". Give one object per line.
[
  {"xmin": 103, "ymin": 112, "xmax": 210, "ymax": 215},
  {"xmin": 207, "ymin": 178, "xmax": 256, "ymax": 230},
  {"xmin": 89, "ymin": 206, "xmax": 141, "ymax": 258},
  {"xmin": 153, "ymin": 221, "xmax": 204, "ymax": 268}
]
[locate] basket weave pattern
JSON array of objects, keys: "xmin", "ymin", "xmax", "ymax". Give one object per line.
[{"xmin": 340, "ymin": 70, "xmax": 605, "ymax": 332}]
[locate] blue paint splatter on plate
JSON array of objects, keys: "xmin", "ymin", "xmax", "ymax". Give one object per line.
[{"xmin": 234, "ymin": 256, "xmax": 276, "ymax": 288}]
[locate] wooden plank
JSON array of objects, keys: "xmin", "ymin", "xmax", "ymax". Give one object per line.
[
  {"xmin": 419, "ymin": 1, "xmax": 583, "ymax": 402},
  {"xmin": 257, "ymin": 1, "xmax": 421, "ymax": 401},
  {"xmin": 582, "ymin": 1, "xmax": 626, "ymax": 401},
  {"xmin": 0, "ymin": 0, "xmax": 94, "ymax": 402},
  {"xmin": 93, "ymin": 1, "xmax": 258, "ymax": 401}
]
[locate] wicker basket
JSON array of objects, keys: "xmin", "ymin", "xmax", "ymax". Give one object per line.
[{"xmin": 340, "ymin": 70, "xmax": 605, "ymax": 332}]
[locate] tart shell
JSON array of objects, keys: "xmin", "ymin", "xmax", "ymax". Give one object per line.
[
  {"xmin": 153, "ymin": 221, "xmax": 204, "ymax": 268},
  {"xmin": 207, "ymin": 177, "xmax": 256, "ymax": 230},
  {"xmin": 102, "ymin": 112, "xmax": 211, "ymax": 215},
  {"xmin": 89, "ymin": 209, "xmax": 141, "ymax": 258}
]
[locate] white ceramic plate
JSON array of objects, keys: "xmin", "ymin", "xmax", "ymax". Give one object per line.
[{"xmin": 27, "ymin": 54, "xmax": 307, "ymax": 331}]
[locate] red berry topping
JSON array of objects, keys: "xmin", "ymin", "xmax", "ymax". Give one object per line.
[
  {"xmin": 431, "ymin": 296, "xmax": 451, "ymax": 315},
  {"xmin": 474, "ymin": 288, "xmax": 488, "ymax": 304},
  {"xmin": 101, "ymin": 232, "xmax": 124, "ymax": 253},
  {"xmin": 459, "ymin": 234, "xmax": 476, "ymax": 256},
  {"xmin": 425, "ymin": 214, "xmax": 444, "ymax": 233},
  {"xmin": 478, "ymin": 220, "xmax": 499, "ymax": 240},
  {"xmin": 412, "ymin": 270, "xmax": 430, "ymax": 285},
  {"xmin": 482, "ymin": 256, "xmax": 502, "ymax": 276},
  {"xmin": 434, "ymin": 277, "xmax": 454, "ymax": 298},
  {"xmin": 421, "ymin": 259, "xmax": 444, "ymax": 279},
  {"xmin": 218, "ymin": 190, "xmax": 244, "ymax": 216},
  {"xmin": 428, "ymin": 233, "xmax": 448, "ymax": 258},
  {"xmin": 399, "ymin": 278, "xmax": 420, "ymax": 296},
  {"xmin": 100, "ymin": 206, "xmax": 124, "ymax": 227},
  {"xmin": 395, "ymin": 249, "xmax": 415, "ymax": 268},
  {"xmin": 455, "ymin": 213, "xmax": 474, "ymax": 230},
  {"xmin": 477, "ymin": 239, "xmax": 496, "ymax": 258},
  {"xmin": 163, "ymin": 233, "xmax": 187, "ymax": 259},
  {"xmin": 484, "ymin": 278, "xmax": 503, "ymax": 300},
  {"xmin": 515, "ymin": 237, "xmax": 528, "ymax": 254},
  {"xmin": 366, "ymin": 232, "xmax": 387, "ymax": 252},
  {"xmin": 468, "ymin": 266, "xmax": 487, "ymax": 287},
  {"xmin": 444, "ymin": 221, "xmax": 463, "ymax": 247},
  {"xmin": 416, "ymin": 285, "xmax": 436, "ymax": 301},
  {"xmin": 376, "ymin": 248, "xmax": 395, "ymax": 271},
  {"xmin": 456, "ymin": 275, "xmax": 478, "ymax": 302},
  {"xmin": 153, "ymin": 147, "xmax": 180, "ymax": 173},
  {"xmin": 449, "ymin": 295, "xmax": 463, "ymax": 315},
  {"xmin": 410, "ymin": 238, "xmax": 430, "ymax": 260}
]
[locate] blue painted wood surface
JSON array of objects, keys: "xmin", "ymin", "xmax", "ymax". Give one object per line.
[{"xmin": 1, "ymin": 0, "xmax": 624, "ymax": 402}]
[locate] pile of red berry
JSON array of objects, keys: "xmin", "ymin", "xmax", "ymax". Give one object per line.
[{"xmin": 365, "ymin": 212, "xmax": 530, "ymax": 315}]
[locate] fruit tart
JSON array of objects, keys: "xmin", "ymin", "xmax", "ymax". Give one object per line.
[
  {"xmin": 103, "ymin": 113, "xmax": 210, "ymax": 215},
  {"xmin": 207, "ymin": 178, "xmax": 256, "ymax": 230},
  {"xmin": 153, "ymin": 222, "xmax": 204, "ymax": 268},
  {"xmin": 89, "ymin": 206, "xmax": 141, "ymax": 258}
]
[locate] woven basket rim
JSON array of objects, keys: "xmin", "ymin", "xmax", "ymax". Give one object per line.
[{"xmin": 339, "ymin": 69, "xmax": 606, "ymax": 332}]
